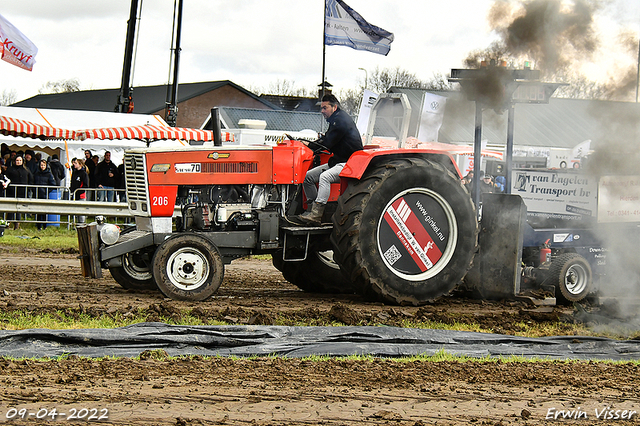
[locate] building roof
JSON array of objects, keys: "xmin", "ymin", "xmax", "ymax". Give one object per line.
[
  {"xmin": 258, "ymin": 95, "xmax": 320, "ymax": 112},
  {"xmin": 12, "ymin": 80, "xmax": 278, "ymax": 114},
  {"xmin": 214, "ymin": 107, "xmax": 327, "ymax": 133}
]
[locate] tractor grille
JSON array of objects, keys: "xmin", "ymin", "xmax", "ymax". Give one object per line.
[
  {"xmin": 201, "ymin": 162, "xmax": 258, "ymax": 174},
  {"xmin": 124, "ymin": 153, "xmax": 150, "ymax": 215}
]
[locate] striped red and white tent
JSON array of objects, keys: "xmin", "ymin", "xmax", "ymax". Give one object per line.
[
  {"xmin": 0, "ymin": 115, "xmax": 76, "ymax": 140},
  {"xmin": 76, "ymin": 124, "xmax": 234, "ymax": 143}
]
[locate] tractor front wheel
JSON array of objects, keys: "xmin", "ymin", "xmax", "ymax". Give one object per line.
[{"xmin": 152, "ymin": 233, "xmax": 224, "ymax": 301}]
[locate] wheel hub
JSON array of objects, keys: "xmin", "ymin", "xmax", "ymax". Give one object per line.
[
  {"xmin": 167, "ymin": 249, "xmax": 209, "ymax": 290},
  {"xmin": 565, "ymin": 265, "xmax": 587, "ymax": 295},
  {"xmin": 376, "ymin": 188, "xmax": 456, "ymax": 281}
]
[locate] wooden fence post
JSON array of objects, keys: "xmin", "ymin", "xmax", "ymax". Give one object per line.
[{"xmin": 77, "ymin": 223, "xmax": 103, "ymax": 279}]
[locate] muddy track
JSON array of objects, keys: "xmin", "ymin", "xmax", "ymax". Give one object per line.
[{"xmin": 0, "ymin": 247, "xmax": 638, "ymax": 425}]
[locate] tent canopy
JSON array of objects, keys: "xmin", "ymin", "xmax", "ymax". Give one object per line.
[
  {"xmin": 77, "ymin": 124, "xmax": 234, "ymax": 143},
  {"xmin": 0, "ymin": 115, "xmax": 77, "ymax": 140},
  {"xmin": 0, "ymin": 106, "xmax": 186, "ymax": 166}
]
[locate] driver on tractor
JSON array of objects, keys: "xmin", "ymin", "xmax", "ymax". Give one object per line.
[{"xmin": 298, "ymin": 94, "xmax": 363, "ymax": 225}]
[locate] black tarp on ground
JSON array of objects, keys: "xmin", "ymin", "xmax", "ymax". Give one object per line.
[{"xmin": 0, "ymin": 323, "xmax": 639, "ymax": 360}]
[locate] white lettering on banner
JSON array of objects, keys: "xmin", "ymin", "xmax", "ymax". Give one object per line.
[
  {"xmin": 0, "ymin": 13, "xmax": 38, "ymax": 70},
  {"xmin": 415, "ymin": 200, "xmax": 445, "ymax": 241},
  {"xmin": 387, "ymin": 204, "xmax": 433, "ymax": 269},
  {"xmin": 512, "ymin": 170, "xmax": 598, "ymax": 218}
]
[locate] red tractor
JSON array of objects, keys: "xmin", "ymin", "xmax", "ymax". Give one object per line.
[{"xmin": 87, "ymin": 105, "xmax": 478, "ymax": 306}]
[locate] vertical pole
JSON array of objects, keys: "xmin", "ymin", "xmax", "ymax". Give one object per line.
[
  {"xmin": 166, "ymin": 0, "xmax": 183, "ymax": 127},
  {"xmin": 321, "ymin": 0, "xmax": 327, "ymax": 101},
  {"xmin": 473, "ymin": 101, "xmax": 483, "ymax": 213},
  {"xmin": 505, "ymin": 103, "xmax": 515, "ymax": 194},
  {"xmin": 211, "ymin": 108, "xmax": 222, "ymax": 147},
  {"xmin": 115, "ymin": 0, "xmax": 139, "ymax": 113},
  {"xmin": 636, "ymin": 36, "xmax": 640, "ymax": 103},
  {"xmin": 320, "ymin": 0, "xmax": 328, "ymax": 132}
]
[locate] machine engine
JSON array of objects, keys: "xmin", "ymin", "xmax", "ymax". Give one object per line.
[{"xmin": 177, "ymin": 183, "xmax": 285, "ymax": 232}]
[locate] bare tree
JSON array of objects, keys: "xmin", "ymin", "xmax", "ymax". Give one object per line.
[
  {"xmin": 335, "ymin": 87, "xmax": 361, "ymax": 116},
  {"xmin": 423, "ymin": 72, "xmax": 455, "ymax": 91},
  {"xmin": 366, "ymin": 66, "xmax": 429, "ymax": 93},
  {"xmin": 38, "ymin": 78, "xmax": 81, "ymax": 94},
  {"xmin": 550, "ymin": 70, "xmax": 609, "ymax": 100},
  {"xmin": 0, "ymin": 89, "xmax": 17, "ymax": 106},
  {"xmin": 251, "ymin": 79, "xmax": 313, "ymax": 97}
]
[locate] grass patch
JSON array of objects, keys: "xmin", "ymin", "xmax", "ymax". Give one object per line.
[
  {"xmin": 0, "ymin": 225, "xmax": 79, "ymax": 251},
  {"xmin": 0, "ymin": 310, "xmax": 227, "ymax": 330}
]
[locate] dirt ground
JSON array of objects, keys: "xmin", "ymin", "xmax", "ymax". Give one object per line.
[{"xmin": 1, "ymin": 247, "xmax": 639, "ymax": 425}]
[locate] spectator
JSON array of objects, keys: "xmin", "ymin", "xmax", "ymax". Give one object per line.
[
  {"xmin": 0, "ymin": 143, "xmax": 8, "ymax": 159},
  {"xmin": 462, "ymin": 171, "xmax": 473, "ymax": 188},
  {"xmin": 49, "ymin": 154, "xmax": 66, "ymax": 187},
  {"xmin": 116, "ymin": 162, "xmax": 126, "ymax": 202},
  {"xmin": 495, "ymin": 175, "xmax": 506, "ymax": 193},
  {"xmin": 479, "ymin": 173, "xmax": 496, "ymax": 193},
  {"xmin": 5, "ymin": 155, "xmax": 33, "ymax": 229},
  {"xmin": 8, "ymin": 150, "xmax": 17, "ymax": 167},
  {"xmin": 70, "ymin": 158, "xmax": 89, "ymax": 224},
  {"xmin": 24, "ymin": 149, "xmax": 39, "ymax": 176},
  {"xmin": 0, "ymin": 166, "xmax": 9, "ymax": 198},
  {"xmin": 84, "ymin": 150, "xmax": 96, "ymax": 199},
  {"xmin": 34, "ymin": 159, "xmax": 56, "ymax": 230},
  {"xmin": 96, "ymin": 151, "xmax": 119, "ymax": 202}
]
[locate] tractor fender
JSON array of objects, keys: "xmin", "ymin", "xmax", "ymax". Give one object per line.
[{"xmin": 340, "ymin": 148, "xmax": 463, "ymax": 180}]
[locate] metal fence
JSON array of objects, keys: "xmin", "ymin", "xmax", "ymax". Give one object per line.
[{"xmin": 0, "ymin": 184, "xmax": 131, "ymax": 229}]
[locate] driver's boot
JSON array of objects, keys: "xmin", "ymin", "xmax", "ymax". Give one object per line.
[{"xmin": 299, "ymin": 202, "xmax": 325, "ymax": 226}]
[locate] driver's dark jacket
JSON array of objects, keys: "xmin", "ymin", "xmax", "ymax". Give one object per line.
[{"xmin": 319, "ymin": 108, "xmax": 363, "ymax": 167}]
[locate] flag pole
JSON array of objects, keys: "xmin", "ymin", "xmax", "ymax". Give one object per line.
[
  {"xmin": 321, "ymin": 0, "xmax": 327, "ymax": 99},
  {"xmin": 320, "ymin": 0, "xmax": 327, "ymax": 130}
]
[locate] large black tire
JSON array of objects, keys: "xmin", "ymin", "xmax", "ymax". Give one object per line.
[
  {"xmin": 272, "ymin": 239, "xmax": 355, "ymax": 294},
  {"xmin": 548, "ymin": 253, "xmax": 592, "ymax": 304},
  {"xmin": 109, "ymin": 250, "xmax": 157, "ymax": 291},
  {"xmin": 331, "ymin": 157, "xmax": 478, "ymax": 305},
  {"xmin": 152, "ymin": 233, "xmax": 224, "ymax": 301}
]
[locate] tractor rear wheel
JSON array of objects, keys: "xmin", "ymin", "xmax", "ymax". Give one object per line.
[
  {"xmin": 331, "ymin": 157, "xmax": 477, "ymax": 305},
  {"xmin": 152, "ymin": 233, "xmax": 224, "ymax": 301},
  {"xmin": 272, "ymin": 240, "xmax": 355, "ymax": 294}
]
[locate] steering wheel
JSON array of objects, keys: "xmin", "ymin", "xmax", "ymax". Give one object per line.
[
  {"xmin": 285, "ymin": 134, "xmax": 330, "ymax": 155},
  {"xmin": 306, "ymin": 139, "xmax": 330, "ymax": 154}
]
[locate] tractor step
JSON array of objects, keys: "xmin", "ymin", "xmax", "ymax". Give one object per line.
[{"xmin": 280, "ymin": 225, "xmax": 333, "ymax": 235}]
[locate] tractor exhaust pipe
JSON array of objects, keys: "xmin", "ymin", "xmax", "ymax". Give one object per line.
[{"xmin": 211, "ymin": 107, "xmax": 222, "ymax": 146}]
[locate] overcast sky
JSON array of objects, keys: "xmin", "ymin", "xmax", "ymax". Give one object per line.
[{"xmin": 1, "ymin": 0, "xmax": 639, "ymax": 104}]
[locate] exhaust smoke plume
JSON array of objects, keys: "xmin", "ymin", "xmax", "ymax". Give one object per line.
[
  {"xmin": 461, "ymin": 0, "xmax": 640, "ymax": 334},
  {"xmin": 489, "ymin": 0, "xmax": 599, "ymax": 72}
]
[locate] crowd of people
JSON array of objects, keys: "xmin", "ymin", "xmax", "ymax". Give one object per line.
[{"xmin": 0, "ymin": 143, "xmax": 126, "ymax": 228}]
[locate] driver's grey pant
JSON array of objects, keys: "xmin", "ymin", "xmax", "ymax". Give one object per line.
[{"xmin": 303, "ymin": 162, "xmax": 345, "ymax": 205}]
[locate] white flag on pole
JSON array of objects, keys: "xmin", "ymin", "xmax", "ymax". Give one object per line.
[
  {"xmin": 0, "ymin": 13, "xmax": 38, "ymax": 71},
  {"xmin": 356, "ymin": 89, "xmax": 378, "ymax": 135},
  {"xmin": 417, "ymin": 92, "xmax": 447, "ymax": 142}
]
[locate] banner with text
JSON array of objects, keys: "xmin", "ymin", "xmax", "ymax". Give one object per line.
[
  {"xmin": 597, "ymin": 175, "xmax": 640, "ymax": 223},
  {"xmin": 324, "ymin": 0, "xmax": 394, "ymax": 55},
  {"xmin": 512, "ymin": 169, "xmax": 598, "ymax": 222},
  {"xmin": 417, "ymin": 92, "xmax": 447, "ymax": 142},
  {"xmin": 0, "ymin": 14, "xmax": 38, "ymax": 71},
  {"xmin": 356, "ymin": 89, "xmax": 378, "ymax": 135}
]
